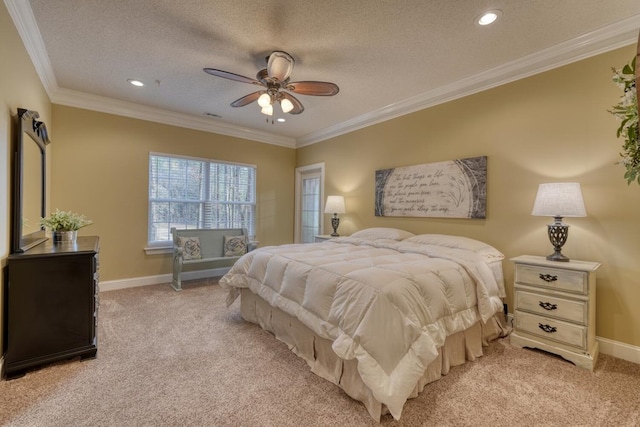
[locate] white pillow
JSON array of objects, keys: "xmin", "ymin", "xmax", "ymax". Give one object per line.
[
  {"xmin": 404, "ymin": 234, "xmax": 504, "ymax": 261},
  {"xmin": 350, "ymin": 227, "xmax": 415, "ymax": 241}
]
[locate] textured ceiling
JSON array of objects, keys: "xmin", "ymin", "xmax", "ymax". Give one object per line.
[{"xmin": 9, "ymin": 1, "xmax": 640, "ymax": 147}]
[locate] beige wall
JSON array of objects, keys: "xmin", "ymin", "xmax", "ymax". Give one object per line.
[
  {"xmin": 2, "ymin": 0, "xmax": 639, "ymax": 353},
  {"xmin": 1, "ymin": 3, "xmax": 52, "ymax": 357},
  {"xmin": 297, "ymin": 45, "xmax": 640, "ymax": 348},
  {"xmin": 50, "ymin": 105, "xmax": 296, "ymax": 282}
]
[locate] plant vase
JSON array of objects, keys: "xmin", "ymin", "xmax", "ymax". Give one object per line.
[{"xmin": 53, "ymin": 230, "xmax": 78, "ymax": 244}]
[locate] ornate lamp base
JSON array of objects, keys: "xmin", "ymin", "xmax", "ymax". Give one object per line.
[
  {"xmin": 330, "ymin": 215, "xmax": 340, "ymax": 237},
  {"xmin": 546, "ymin": 216, "xmax": 570, "ymax": 262}
]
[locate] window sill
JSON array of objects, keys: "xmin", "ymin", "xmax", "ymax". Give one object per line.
[{"xmin": 144, "ymin": 245, "xmax": 172, "ymax": 255}]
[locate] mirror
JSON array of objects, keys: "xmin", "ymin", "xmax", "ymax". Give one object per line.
[{"xmin": 11, "ymin": 108, "xmax": 50, "ymax": 253}]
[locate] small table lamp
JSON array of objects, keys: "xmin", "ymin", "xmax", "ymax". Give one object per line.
[
  {"xmin": 324, "ymin": 195, "xmax": 346, "ymax": 237},
  {"xmin": 531, "ymin": 182, "xmax": 587, "ymax": 262}
]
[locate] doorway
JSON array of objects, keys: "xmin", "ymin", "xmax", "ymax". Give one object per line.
[{"xmin": 294, "ymin": 163, "xmax": 324, "ymax": 243}]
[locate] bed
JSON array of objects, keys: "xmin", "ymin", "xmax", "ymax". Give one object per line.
[{"xmin": 219, "ymin": 228, "xmax": 508, "ymax": 421}]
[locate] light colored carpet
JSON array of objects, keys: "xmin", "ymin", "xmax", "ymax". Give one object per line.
[{"xmin": 1, "ymin": 280, "xmax": 638, "ymax": 426}]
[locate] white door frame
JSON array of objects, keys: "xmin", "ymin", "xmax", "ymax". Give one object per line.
[{"xmin": 294, "ymin": 162, "xmax": 325, "ymax": 243}]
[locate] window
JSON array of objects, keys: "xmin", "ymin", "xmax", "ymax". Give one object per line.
[{"xmin": 148, "ymin": 153, "xmax": 256, "ymax": 245}]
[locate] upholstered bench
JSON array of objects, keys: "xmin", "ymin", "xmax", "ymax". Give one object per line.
[{"xmin": 171, "ymin": 228, "xmax": 254, "ymax": 291}]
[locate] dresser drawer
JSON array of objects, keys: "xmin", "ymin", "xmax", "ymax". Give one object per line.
[
  {"xmin": 515, "ymin": 263, "xmax": 587, "ymax": 295},
  {"xmin": 515, "ymin": 310, "xmax": 587, "ymax": 349},
  {"xmin": 515, "ymin": 290, "xmax": 587, "ymax": 325}
]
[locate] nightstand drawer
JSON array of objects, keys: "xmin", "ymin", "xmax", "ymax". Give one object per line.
[
  {"xmin": 515, "ymin": 310, "xmax": 587, "ymax": 349},
  {"xmin": 515, "ymin": 290, "xmax": 587, "ymax": 325},
  {"xmin": 515, "ymin": 264, "xmax": 587, "ymax": 295}
]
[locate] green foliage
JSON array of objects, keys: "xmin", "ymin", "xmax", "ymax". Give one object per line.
[
  {"xmin": 609, "ymin": 57, "xmax": 639, "ymax": 185},
  {"xmin": 40, "ymin": 209, "xmax": 93, "ymax": 231}
]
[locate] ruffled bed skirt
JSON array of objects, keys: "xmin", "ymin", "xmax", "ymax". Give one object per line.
[{"xmin": 239, "ymin": 288, "xmax": 507, "ymax": 421}]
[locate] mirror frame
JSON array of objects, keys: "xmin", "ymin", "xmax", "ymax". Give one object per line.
[{"xmin": 11, "ymin": 108, "xmax": 51, "ymax": 253}]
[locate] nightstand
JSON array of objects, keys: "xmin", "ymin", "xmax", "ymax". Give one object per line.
[
  {"xmin": 510, "ymin": 255, "xmax": 600, "ymax": 371},
  {"xmin": 314, "ymin": 235, "xmax": 335, "ymax": 242}
]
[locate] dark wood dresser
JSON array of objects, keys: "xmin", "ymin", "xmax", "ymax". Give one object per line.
[{"xmin": 3, "ymin": 236, "xmax": 99, "ymax": 379}]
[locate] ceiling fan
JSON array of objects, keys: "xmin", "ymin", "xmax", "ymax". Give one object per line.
[{"xmin": 204, "ymin": 51, "xmax": 339, "ymax": 117}]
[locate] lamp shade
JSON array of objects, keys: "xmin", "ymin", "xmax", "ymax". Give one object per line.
[
  {"xmin": 531, "ymin": 183, "xmax": 586, "ymax": 217},
  {"xmin": 324, "ymin": 195, "xmax": 346, "ymax": 214}
]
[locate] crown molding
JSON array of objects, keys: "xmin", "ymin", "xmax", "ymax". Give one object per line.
[
  {"xmin": 52, "ymin": 88, "xmax": 297, "ymax": 148},
  {"xmin": 296, "ymin": 14, "xmax": 640, "ymax": 147},
  {"xmin": 7, "ymin": 0, "xmax": 640, "ymax": 149},
  {"xmin": 4, "ymin": 0, "xmax": 58, "ymax": 95}
]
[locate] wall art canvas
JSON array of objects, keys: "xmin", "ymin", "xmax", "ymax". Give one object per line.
[{"xmin": 375, "ymin": 156, "xmax": 487, "ymax": 218}]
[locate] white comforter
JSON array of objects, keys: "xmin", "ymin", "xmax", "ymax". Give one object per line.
[{"xmin": 219, "ymin": 237, "xmax": 505, "ymax": 420}]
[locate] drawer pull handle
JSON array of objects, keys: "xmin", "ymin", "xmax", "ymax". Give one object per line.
[
  {"xmin": 538, "ymin": 323, "xmax": 557, "ymax": 333},
  {"xmin": 539, "ymin": 273, "xmax": 558, "ymax": 283},
  {"xmin": 539, "ymin": 301, "xmax": 558, "ymax": 311}
]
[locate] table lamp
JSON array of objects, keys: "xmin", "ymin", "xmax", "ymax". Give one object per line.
[
  {"xmin": 531, "ymin": 182, "xmax": 586, "ymax": 262},
  {"xmin": 324, "ymin": 195, "xmax": 346, "ymax": 237}
]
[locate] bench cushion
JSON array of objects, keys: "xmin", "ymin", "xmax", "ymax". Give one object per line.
[{"xmin": 182, "ymin": 255, "xmax": 241, "ymax": 266}]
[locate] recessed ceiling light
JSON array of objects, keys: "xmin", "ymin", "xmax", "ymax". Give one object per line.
[
  {"xmin": 127, "ymin": 78, "xmax": 144, "ymax": 87},
  {"xmin": 277, "ymin": 118, "xmax": 286, "ymax": 123},
  {"xmin": 476, "ymin": 10, "xmax": 502, "ymax": 26}
]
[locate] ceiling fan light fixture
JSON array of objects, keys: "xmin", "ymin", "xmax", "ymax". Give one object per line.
[
  {"xmin": 261, "ymin": 104, "xmax": 273, "ymax": 116},
  {"xmin": 258, "ymin": 92, "xmax": 272, "ymax": 108},
  {"xmin": 205, "ymin": 50, "xmax": 337, "ymax": 117},
  {"xmin": 280, "ymin": 98, "xmax": 294, "ymax": 113}
]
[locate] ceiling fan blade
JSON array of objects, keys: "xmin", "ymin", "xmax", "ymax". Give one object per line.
[
  {"xmin": 267, "ymin": 51, "xmax": 294, "ymax": 82},
  {"xmin": 281, "ymin": 92, "xmax": 304, "ymax": 114},
  {"xmin": 287, "ymin": 81, "xmax": 339, "ymax": 96},
  {"xmin": 203, "ymin": 68, "xmax": 262, "ymax": 85},
  {"xmin": 230, "ymin": 91, "xmax": 263, "ymax": 107}
]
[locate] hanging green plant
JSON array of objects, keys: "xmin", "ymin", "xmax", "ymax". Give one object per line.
[{"xmin": 609, "ymin": 57, "xmax": 639, "ymax": 185}]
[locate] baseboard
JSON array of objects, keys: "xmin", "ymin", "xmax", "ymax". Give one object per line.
[
  {"xmin": 98, "ymin": 267, "xmax": 231, "ymax": 292},
  {"xmin": 596, "ymin": 336, "xmax": 640, "ymax": 365}
]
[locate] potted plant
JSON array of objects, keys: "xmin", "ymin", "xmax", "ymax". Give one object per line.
[{"xmin": 40, "ymin": 209, "xmax": 93, "ymax": 243}]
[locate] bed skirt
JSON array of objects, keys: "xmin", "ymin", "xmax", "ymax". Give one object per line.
[{"xmin": 238, "ymin": 288, "xmax": 508, "ymax": 421}]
